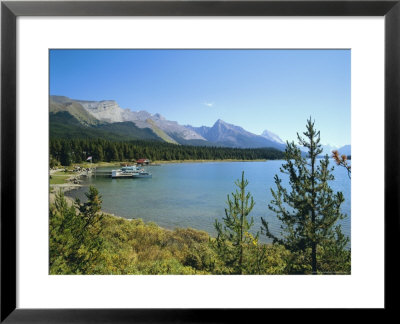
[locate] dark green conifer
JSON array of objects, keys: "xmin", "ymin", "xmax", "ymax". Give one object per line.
[
  {"xmin": 213, "ymin": 171, "xmax": 258, "ymax": 274},
  {"xmin": 60, "ymin": 141, "xmax": 72, "ymax": 166},
  {"xmin": 50, "ymin": 187, "xmax": 105, "ymax": 274},
  {"xmin": 261, "ymin": 118, "xmax": 349, "ymax": 274}
]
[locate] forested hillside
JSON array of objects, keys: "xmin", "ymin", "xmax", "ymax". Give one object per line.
[
  {"xmin": 50, "ymin": 138, "xmax": 285, "ymax": 166},
  {"xmin": 50, "ymin": 111, "xmax": 164, "ymax": 142}
]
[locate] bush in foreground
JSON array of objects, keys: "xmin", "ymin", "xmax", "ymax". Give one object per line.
[{"xmin": 49, "ymin": 185, "xmax": 349, "ymax": 275}]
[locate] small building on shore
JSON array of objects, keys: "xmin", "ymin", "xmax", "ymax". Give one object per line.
[{"xmin": 136, "ymin": 158, "xmax": 150, "ymax": 165}]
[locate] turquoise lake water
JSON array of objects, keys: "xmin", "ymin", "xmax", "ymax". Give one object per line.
[{"xmin": 67, "ymin": 160, "xmax": 351, "ymax": 244}]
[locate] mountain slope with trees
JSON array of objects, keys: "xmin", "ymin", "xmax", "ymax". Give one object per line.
[
  {"xmin": 50, "ymin": 96, "xmax": 291, "ymax": 150},
  {"xmin": 50, "ymin": 111, "xmax": 163, "ymax": 142}
]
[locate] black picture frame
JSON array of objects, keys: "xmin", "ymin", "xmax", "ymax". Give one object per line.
[{"xmin": 1, "ymin": 0, "xmax": 399, "ymax": 322}]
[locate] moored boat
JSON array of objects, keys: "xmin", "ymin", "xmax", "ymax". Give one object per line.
[
  {"xmin": 132, "ymin": 170, "xmax": 152, "ymax": 178},
  {"xmin": 111, "ymin": 165, "xmax": 152, "ymax": 178}
]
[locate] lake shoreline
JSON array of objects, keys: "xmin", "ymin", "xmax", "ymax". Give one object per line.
[
  {"xmin": 151, "ymin": 158, "xmax": 270, "ymax": 164},
  {"xmin": 49, "ymin": 186, "xmax": 204, "ymax": 237},
  {"xmin": 50, "ymin": 159, "xmax": 350, "ymax": 245},
  {"xmin": 55, "ymin": 158, "xmax": 274, "ymax": 169}
]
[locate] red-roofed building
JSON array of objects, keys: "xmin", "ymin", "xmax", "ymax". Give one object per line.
[{"xmin": 136, "ymin": 158, "xmax": 150, "ymax": 165}]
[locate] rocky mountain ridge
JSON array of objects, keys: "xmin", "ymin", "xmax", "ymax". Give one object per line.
[{"xmin": 50, "ymin": 95, "xmax": 350, "ymax": 154}]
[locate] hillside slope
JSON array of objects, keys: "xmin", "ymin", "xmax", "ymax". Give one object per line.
[{"xmin": 50, "ymin": 111, "xmax": 164, "ymax": 142}]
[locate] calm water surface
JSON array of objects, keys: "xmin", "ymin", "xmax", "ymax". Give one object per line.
[{"xmin": 68, "ymin": 160, "xmax": 351, "ymax": 244}]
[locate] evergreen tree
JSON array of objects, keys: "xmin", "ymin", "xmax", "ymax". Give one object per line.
[
  {"xmin": 49, "ymin": 190, "xmax": 78, "ymax": 273},
  {"xmin": 75, "ymin": 186, "xmax": 104, "ymax": 238},
  {"xmin": 93, "ymin": 145, "xmax": 104, "ymax": 162},
  {"xmin": 49, "ymin": 155, "xmax": 59, "ymax": 168},
  {"xmin": 60, "ymin": 141, "xmax": 72, "ymax": 166},
  {"xmin": 49, "ymin": 187, "xmax": 105, "ymax": 274},
  {"xmin": 50, "ymin": 139, "xmax": 62, "ymax": 162},
  {"xmin": 111, "ymin": 145, "xmax": 120, "ymax": 161},
  {"xmin": 212, "ymin": 171, "xmax": 258, "ymax": 274},
  {"xmin": 261, "ymin": 118, "xmax": 349, "ymax": 274}
]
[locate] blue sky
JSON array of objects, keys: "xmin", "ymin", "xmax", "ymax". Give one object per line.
[{"xmin": 50, "ymin": 49, "xmax": 350, "ymax": 147}]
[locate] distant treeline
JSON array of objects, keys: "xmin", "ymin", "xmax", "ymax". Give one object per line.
[{"xmin": 50, "ymin": 138, "xmax": 285, "ymax": 166}]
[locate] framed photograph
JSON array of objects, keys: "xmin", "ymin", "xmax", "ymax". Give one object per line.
[{"xmin": 1, "ymin": 0, "xmax": 398, "ymax": 321}]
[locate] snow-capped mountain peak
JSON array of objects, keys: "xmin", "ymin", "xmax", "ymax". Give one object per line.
[{"xmin": 261, "ymin": 129, "xmax": 285, "ymax": 144}]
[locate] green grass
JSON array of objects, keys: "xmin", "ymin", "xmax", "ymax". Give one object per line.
[
  {"xmin": 69, "ymin": 161, "xmax": 122, "ymax": 168},
  {"xmin": 50, "ymin": 171, "xmax": 75, "ymax": 185}
]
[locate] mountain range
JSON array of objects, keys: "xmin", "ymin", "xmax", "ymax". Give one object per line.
[
  {"xmin": 185, "ymin": 120, "xmax": 285, "ymax": 150},
  {"xmin": 49, "ymin": 95, "xmax": 350, "ymax": 155}
]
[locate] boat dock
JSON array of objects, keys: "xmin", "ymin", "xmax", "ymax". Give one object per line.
[
  {"xmin": 92, "ymin": 168, "xmax": 152, "ymax": 179},
  {"xmin": 92, "ymin": 170, "xmax": 113, "ymax": 177}
]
